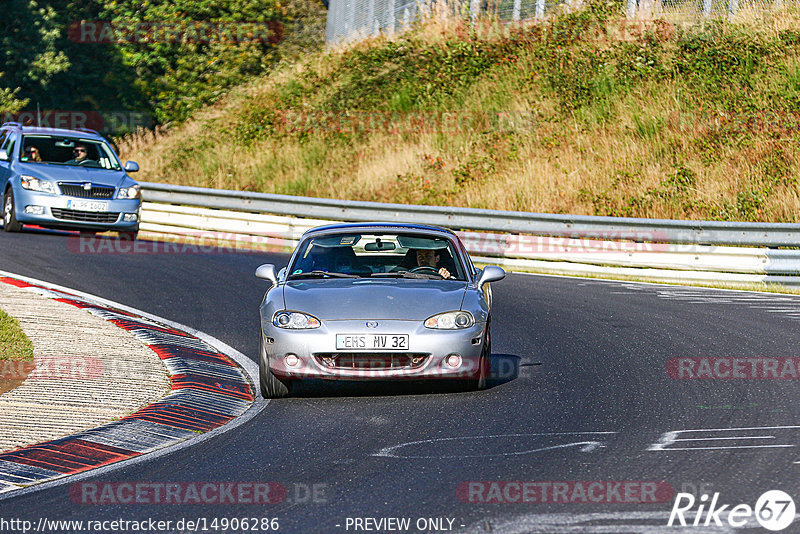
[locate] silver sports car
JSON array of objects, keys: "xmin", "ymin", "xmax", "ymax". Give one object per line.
[{"xmin": 255, "ymin": 223, "xmax": 505, "ymax": 398}]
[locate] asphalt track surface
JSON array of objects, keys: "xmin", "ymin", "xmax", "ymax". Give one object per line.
[{"xmin": 1, "ymin": 229, "xmax": 799, "ymax": 533}]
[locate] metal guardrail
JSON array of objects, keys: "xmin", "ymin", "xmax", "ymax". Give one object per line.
[
  {"xmin": 137, "ymin": 183, "xmax": 800, "ymax": 287},
  {"xmin": 140, "ymin": 182, "xmax": 800, "ymax": 248}
]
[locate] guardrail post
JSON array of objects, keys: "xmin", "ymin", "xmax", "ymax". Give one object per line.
[
  {"xmin": 727, "ymin": 0, "xmax": 738, "ymax": 17},
  {"xmin": 627, "ymin": 0, "xmax": 637, "ymax": 18},
  {"xmin": 367, "ymin": 0, "xmax": 376, "ymax": 35},
  {"xmin": 536, "ymin": 0, "xmax": 545, "ymax": 19},
  {"xmin": 470, "ymin": 0, "xmax": 480, "ymax": 20},
  {"xmin": 346, "ymin": 0, "xmax": 356, "ymax": 36},
  {"xmin": 387, "ymin": 0, "xmax": 395, "ymax": 32},
  {"xmin": 703, "ymin": 0, "xmax": 712, "ymax": 17},
  {"xmin": 513, "ymin": 0, "xmax": 522, "ymax": 20}
]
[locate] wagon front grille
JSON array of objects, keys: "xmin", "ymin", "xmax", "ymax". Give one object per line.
[
  {"xmin": 51, "ymin": 208, "xmax": 119, "ymax": 223},
  {"xmin": 58, "ymin": 183, "xmax": 115, "ymax": 199}
]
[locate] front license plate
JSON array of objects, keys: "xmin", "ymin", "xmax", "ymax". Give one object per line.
[
  {"xmin": 336, "ymin": 334, "xmax": 409, "ymax": 351},
  {"xmin": 67, "ymin": 199, "xmax": 109, "ymax": 212}
]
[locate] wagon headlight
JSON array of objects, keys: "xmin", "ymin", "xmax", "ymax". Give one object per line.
[
  {"xmin": 20, "ymin": 175, "xmax": 56, "ymax": 194},
  {"xmin": 117, "ymin": 185, "xmax": 140, "ymax": 199},
  {"xmin": 273, "ymin": 311, "xmax": 320, "ymax": 329},
  {"xmin": 424, "ymin": 311, "xmax": 474, "ymax": 329}
]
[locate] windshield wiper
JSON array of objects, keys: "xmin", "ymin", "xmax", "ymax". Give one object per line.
[
  {"xmin": 288, "ymin": 270, "xmax": 359, "ymax": 279},
  {"xmin": 371, "ymin": 270, "xmax": 442, "ymax": 279}
]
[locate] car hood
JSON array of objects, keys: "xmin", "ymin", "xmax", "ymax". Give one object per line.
[
  {"xmin": 18, "ymin": 164, "xmax": 128, "ymax": 187},
  {"xmin": 282, "ymin": 278, "xmax": 468, "ymax": 321}
]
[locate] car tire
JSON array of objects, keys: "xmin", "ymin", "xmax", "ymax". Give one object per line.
[
  {"xmin": 259, "ymin": 342, "xmax": 292, "ymax": 398},
  {"xmin": 475, "ymin": 319, "xmax": 491, "ymax": 390},
  {"xmin": 3, "ymin": 189, "xmax": 21, "ymax": 232}
]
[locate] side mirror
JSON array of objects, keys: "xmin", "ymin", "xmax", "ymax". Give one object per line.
[
  {"xmin": 478, "ymin": 265, "xmax": 505, "ymax": 287},
  {"xmin": 0, "ymin": 149, "xmax": 8, "ymax": 162},
  {"xmin": 255, "ymin": 264, "xmax": 277, "ymax": 285},
  {"xmin": 124, "ymin": 160, "xmax": 139, "ymax": 172}
]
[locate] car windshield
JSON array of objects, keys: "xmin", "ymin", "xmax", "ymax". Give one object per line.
[
  {"xmin": 288, "ymin": 232, "xmax": 466, "ymax": 280},
  {"xmin": 20, "ymin": 135, "xmax": 122, "ymax": 170}
]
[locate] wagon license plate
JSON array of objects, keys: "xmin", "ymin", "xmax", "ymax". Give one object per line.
[
  {"xmin": 336, "ymin": 334, "xmax": 409, "ymax": 351},
  {"xmin": 67, "ymin": 199, "xmax": 108, "ymax": 212}
]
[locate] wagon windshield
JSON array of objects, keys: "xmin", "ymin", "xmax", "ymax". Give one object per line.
[
  {"xmin": 20, "ymin": 135, "xmax": 122, "ymax": 170},
  {"xmin": 288, "ymin": 232, "xmax": 466, "ymax": 280}
]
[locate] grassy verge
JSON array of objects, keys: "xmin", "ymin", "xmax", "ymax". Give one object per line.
[
  {"xmin": 0, "ymin": 309, "xmax": 33, "ymax": 361},
  {"xmin": 119, "ymin": 1, "xmax": 800, "ymax": 223}
]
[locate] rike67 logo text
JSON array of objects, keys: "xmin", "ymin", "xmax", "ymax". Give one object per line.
[{"xmin": 668, "ymin": 490, "xmax": 796, "ymax": 531}]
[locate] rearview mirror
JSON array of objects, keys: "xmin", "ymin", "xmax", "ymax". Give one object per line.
[
  {"xmin": 124, "ymin": 160, "xmax": 139, "ymax": 172},
  {"xmin": 478, "ymin": 265, "xmax": 505, "ymax": 287},
  {"xmin": 255, "ymin": 264, "xmax": 277, "ymax": 285},
  {"xmin": 365, "ymin": 241, "xmax": 396, "ymax": 251}
]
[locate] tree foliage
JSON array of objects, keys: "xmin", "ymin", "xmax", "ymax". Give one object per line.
[
  {"xmin": 0, "ymin": 0, "xmax": 69, "ymax": 113},
  {"xmin": 0, "ymin": 0, "xmax": 326, "ymax": 125}
]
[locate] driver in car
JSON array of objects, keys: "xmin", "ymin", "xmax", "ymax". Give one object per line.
[
  {"xmin": 67, "ymin": 144, "xmax": 94, "ymax": 165},
  {"xmin": 415, "ymin": 249, "xmax": 451, "ymax": 279}
]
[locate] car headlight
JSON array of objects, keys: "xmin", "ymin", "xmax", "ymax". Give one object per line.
[
  {"xmin": 117, "ymin": 185, "xmax": 140, "ymax": 199},
  {"xmin": 424, "ymin": 311, "xmax": 474, "ymax": 329},
  {"xmin": 20, "ymin": 175, "xmax": 56, "ymax": 194},
  {"xmin": 273, "ymin": 311, "xmax": 321, "ymax": 329}
]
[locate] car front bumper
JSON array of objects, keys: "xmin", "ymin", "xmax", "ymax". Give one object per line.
[
  {"xmin": 13, "ymin": 188, "xmax": 141, "ymax": 231},
  {"xmin": 261, "ymin": 319, "xmax": 486, "ymax": 381}
]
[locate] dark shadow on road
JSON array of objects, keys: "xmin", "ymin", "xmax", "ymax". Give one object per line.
[
  {"xmin": 283, "ymin": 353, "xmax": 524, "ymax": 398},
  {"xmin": 487, "ymin": 353, "xmax": 522, "ymax": 387}
]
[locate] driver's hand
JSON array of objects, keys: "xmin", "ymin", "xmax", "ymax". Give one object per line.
[{"xmin": 438, "ymin": 267, "xmax": 451, "ymax": 279}]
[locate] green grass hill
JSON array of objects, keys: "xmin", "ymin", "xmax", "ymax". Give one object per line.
[{"xmin": 119, "ymin": 1, "xmax": 800, "ymax": 222}]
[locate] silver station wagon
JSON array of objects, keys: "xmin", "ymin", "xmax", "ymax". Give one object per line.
[{"xmin": 255, "ymin": 223, "xmax": 505, "ymax": 398}]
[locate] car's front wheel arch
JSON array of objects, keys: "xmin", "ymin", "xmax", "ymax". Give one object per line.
[
  {"xmin": 259, "ymin": 339, "xmax": 293, "ymax": 398},
  {"xmin": 476, "ymin": 317, "xmax": 491, "ymax": 390}
]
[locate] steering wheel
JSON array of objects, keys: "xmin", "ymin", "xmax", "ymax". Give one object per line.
[{"xmin": 410, "ymin": 266, "xmax": 440, "ymax": 275}]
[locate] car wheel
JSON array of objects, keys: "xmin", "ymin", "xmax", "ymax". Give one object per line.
[
  {"xmin": 475, "ymin": 320, "xmax": 491, "ymax": 390},
  {"xmin": 259, "ymin": 342, "xmax": 292, "ymax": 398},
  {"xmin": 3, "ymin": 189, "xmax": 21, "ymax": 232}
]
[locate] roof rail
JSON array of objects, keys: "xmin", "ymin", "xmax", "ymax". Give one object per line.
[
  {"xmin": 1, "ymin": 122, "xmax": 22, "ymax": 129},
  {"xmin": 74, "ymin": 127, "xmax": 100, "ymax": 136}
]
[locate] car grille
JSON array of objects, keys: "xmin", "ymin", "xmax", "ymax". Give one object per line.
[
  {"xmin": 58, "ymin": 183, "xmax": 115, "ymax": 199},
  {"xmin": 314, "ymin": 353, "xmax": 429, "ymax": 370},
  {"xmin": 51, "ymin": 208, "xmax": 120, "ymax": 223}
]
